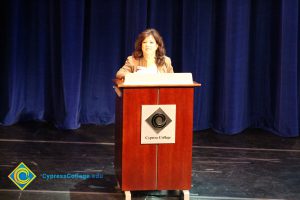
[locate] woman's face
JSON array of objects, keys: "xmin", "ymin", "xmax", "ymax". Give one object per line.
[{"xmin": 142, "ymin": 35, "xmax": 158, "ymax": 56}]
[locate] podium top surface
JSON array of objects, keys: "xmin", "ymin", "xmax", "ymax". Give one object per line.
[
  {"xmin": 114, "ymin": 73, "xmax": 201, "ymax": 88},
  {"xmin": 113, "ymin": 79, "xmax": 201, "ymax": 88}
]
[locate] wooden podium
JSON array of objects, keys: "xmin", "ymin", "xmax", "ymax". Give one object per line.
[{"xmin": 114, "ymin": 78, "xmax": 200, "ymax": 200}]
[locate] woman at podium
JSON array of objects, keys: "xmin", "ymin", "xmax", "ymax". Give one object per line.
[{"xmin": 116, "ymin": 28, "xmax": 174, "ymax": 79}]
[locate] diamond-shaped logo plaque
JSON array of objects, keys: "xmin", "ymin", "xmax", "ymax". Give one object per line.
[
  {"xmin": 145, "ymin": 107, "xmax": 172, "ymax": 133},
  {"xmin": 141, "ymin": 104, "xmax": 176, "ymax": 144}
]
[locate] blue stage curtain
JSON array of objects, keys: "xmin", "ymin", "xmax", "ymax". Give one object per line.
[{"xmin": 0, "ymin": 0, "xmax": 299, "ymax": 136}]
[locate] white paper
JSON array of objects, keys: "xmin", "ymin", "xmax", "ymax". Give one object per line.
[{"xmin": 124, "ymin": 73, "xmax": 193, "ymax": 85}]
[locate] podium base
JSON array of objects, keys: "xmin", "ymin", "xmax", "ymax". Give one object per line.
[
  {"xmin": 182, "ymin": 190, "xmax": 190, "ymax": 200},
  {"xmin": 122, "ymin": 190, "xmax": 190, "ymax": 200},
  {"xmin": 124, "ymin": 191, "xmax": 131, "ymax": 200}
]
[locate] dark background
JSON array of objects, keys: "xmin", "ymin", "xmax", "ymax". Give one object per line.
[{"xmin": 0, "ymin": 0, "xmax": 299, "ymax": 137}]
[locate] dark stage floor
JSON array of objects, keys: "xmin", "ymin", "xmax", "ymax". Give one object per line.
[{"xmin": 0, "ymin": 122, "xmax": 299, "ymax": 200}]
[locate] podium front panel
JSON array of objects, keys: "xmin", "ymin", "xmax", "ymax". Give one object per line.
[
  {"xmin": 157, "ymin": 87, "xmax": 194, "ymax": 189},
  {"xmin": 121, "ymin": 88, "xmax": 158, "ymax": 190},
  {"xmin": 115, "ymin": 85, "xmax": 196, "ymax": 191}
]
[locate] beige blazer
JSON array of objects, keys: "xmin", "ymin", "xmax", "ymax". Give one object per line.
[{"xmin": 116, "ymin": 56, "xmax": 174, "ymax": 78}]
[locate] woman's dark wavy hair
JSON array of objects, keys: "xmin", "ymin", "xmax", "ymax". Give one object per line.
[{"xmin": 132, "ymin": 28, "xmax": 166, "ymax": 66}]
